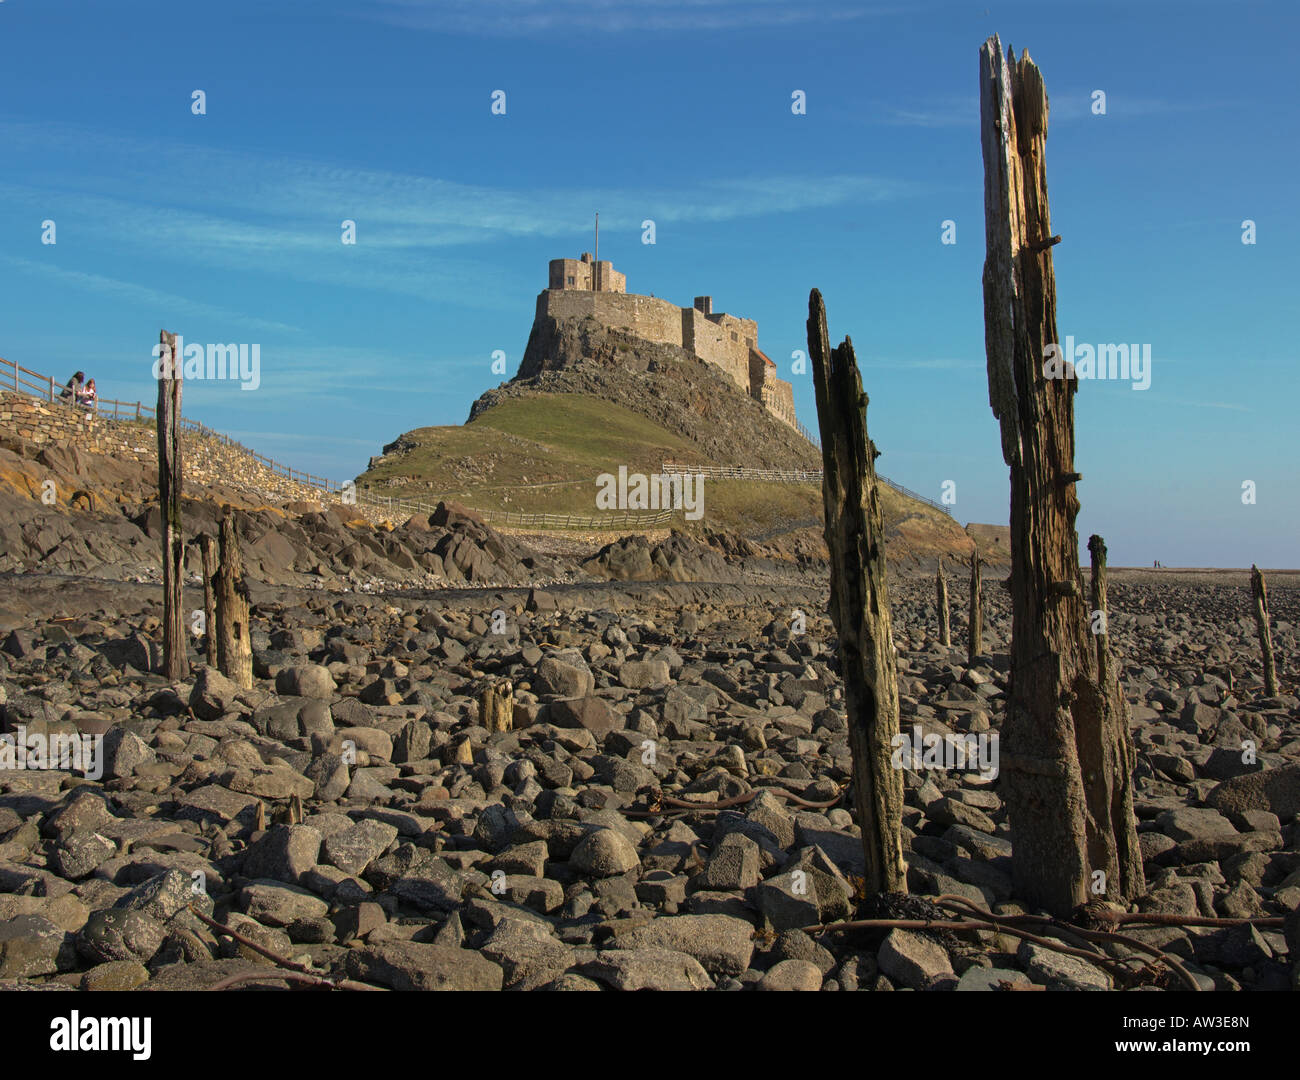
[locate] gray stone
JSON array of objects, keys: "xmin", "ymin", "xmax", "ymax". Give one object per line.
[
  {"xmin": 613, "ymin": 914, "xmax": 754, "ymax": 976},
  {"xmin": 52, "ymin": 831, "xmax": 117, "ymax": 880},
  {"xmin": 758, "ymin": 958, "xmax": 823, "ymax": 991},
  {"xmin": 1018, "ymin": 940, "xmax": 1111, "ymax": 990},
  {"xmin": 190, "ymin": 666, "xmax": 241, "ymax": 721},
  {"xmin": 586, "ymin": 947, "xmax": 713, "ymax": 991},
  {"xmin": 534, "ymin": 656, "xmax": 594, "ymax": 699},
  {"xmin": 101, "ymin": 728, "xmax": 156, "ymax": 779},
  {"xmin": 76, "ymin": 908, "xmax": 166, "ymax": 965},
  {"xmin": 239, "ymin": 880, "xmax": 329, "ymax": 927},
  {"xmin": 700, "ymin": 832, "xmax": 760, "ymax": 890},
  {"xmin": 570, "ymin": 828, "xmax": 640, "ymax": 878},
  {"xmin": 479, "ymin": 919, "xmax": 575, "ymax": 990},
  {"xmin": 1206, "ymin": 765, "xmax": 1300, "ymax": 823},
  {"xmin": 877, "ymin": 928, "xmax": 954, "ymax": 990},
  {"xmin": 323, "ymin": 819, "xmax": 398, "ymax": 877},
  {"xmin": 618, "ymin": 660, "xmax": 671, "ymax": 691},
  {"xmin": 242, "ymin": 825, "xmax": 322, "ymax": 884},
  {"xmin": 115, "ymin": 868, "xmax": 211, "ymax": 921},
  {"xmin": 549, "ymin": 696, "xmax": 622, "ymax": 738},
  {"xmin": 956, "ymin": 965, "xmax": 1031, "ymax": 991},
  {"xmin": 1156, "ymin": 807, "xmax": 1238, "ymax": 843},
  {"xmin": 275, "ymin": 665, "xmax": 336, "ymax": 699},
  {"xmin": 0, "ymin": 915, "xmax": 76, "ymax": 978},
  {"xmin": 343, "ymin": 941, "xmax": 503, "ymax": 990}
]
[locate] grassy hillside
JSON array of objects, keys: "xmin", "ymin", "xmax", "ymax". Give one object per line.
[{"xmin": 356, "ymin": 391, "xmax": 983, "ymax": 564}]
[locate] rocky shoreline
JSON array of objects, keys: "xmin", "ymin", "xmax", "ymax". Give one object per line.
[{"xmin": 0, "ymin": 547, "xmax": 1295, "ymax": 991}]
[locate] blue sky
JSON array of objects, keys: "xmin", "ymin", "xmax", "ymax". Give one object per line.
[{"xmin": 2, "ymin": 0, "xmax": 1296, "ymax": 567}]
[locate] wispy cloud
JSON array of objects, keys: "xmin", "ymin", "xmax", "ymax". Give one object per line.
[
  {"xmin": 869, "ymin": 356, "xmax": 981, "ymax": 370},
  {"xmin": 1156, "ymin": 397, "xmax": 1250, "ymax": 412},
  {"xmin": 1, "ymin": 121, "xmax": 917, "ymax": 305},
  {"xmin": 0, "ymin": 254, "xmax": 302, "ymax": 335},
  {"xmin": 874, "ymin": 97, "xmax": 978, "ymax": 129},
  {"xmin": 361, "ymin": 0, "xmax": 896, "ymax": 36}
]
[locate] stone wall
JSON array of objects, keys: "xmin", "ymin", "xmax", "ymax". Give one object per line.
[
  {"xmin": 748, "ymin": 356, "xmax": 796, "ymax": 429},
  {"xmin": 536, "ymin": 254, "xmax": 801, "ymax": 431},
  {"xmin": 542, "ymin": 290, "xmax": 684, "ymax": 350},
  {"xmin": 548, "ymin": 258, "xmax": 626, "ymax": 293},
  {"xmin": 0, "ymin": 392, "xmax": 125, "ymax": 455},
  {"xmin": 0, "ymin": 390, "xmax": 339, "ymax": 507},
  {"xmin": 681, "ymin": 308, "xmax": 754, "ymax": 392}
]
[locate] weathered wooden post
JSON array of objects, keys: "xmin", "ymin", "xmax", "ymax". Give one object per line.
[
  {"xmin": 967, "ymin": 551, "xmax": 983, "ymax": 662},
  {"xmin": 1087, "ymin": 535, "xmax": 1112, "ymax": 686},
  {"xmin": 1251, "ymin": 565, "xmax": 1278, "ymax": 696},
  {"xmin": 200, "ymin": 534, "xmax": 218, "ymax": 668},
  {"xmin": 807, "ymin": 289, "xmax": 907, "ymax": 896},
  {"xmin": 156, "ymin": 330, "xmax": 189, "ymax": 681},
  {"xmin": 1088, "ymin": 534, "xmax": 1143, "ymax": 895},
  {"xmin": 936, "ymin": 557, "xmax": 951, "ymax": 646},
  {"xmin": 979, "ymin": 35, "xmax": 1142, "ymax": 914},
  {"xmin": 215, "ymin": 506, "xmax": 253, "ymax": 689}
]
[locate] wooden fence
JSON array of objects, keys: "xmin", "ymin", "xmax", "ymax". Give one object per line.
[{"xmin": 661, "ymin": 459, "xmax": 953, "ymax": 516}]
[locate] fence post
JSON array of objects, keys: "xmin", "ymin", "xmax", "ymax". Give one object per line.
[{"xmin": 48, "ymin": 375, "xmax": 55, "ymax": 403}]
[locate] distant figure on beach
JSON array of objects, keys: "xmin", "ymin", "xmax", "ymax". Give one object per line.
[
  {"xmin": 78, "ymin": 378, "xmax": 97, "ymax": 410},
  {"xmin": 59, "ymin": 371, "xmax": 85, "ymax": 404}
]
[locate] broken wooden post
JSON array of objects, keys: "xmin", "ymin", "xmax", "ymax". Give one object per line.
[
  {"xmin": 479, "ymin": 679, "xmax": 514, "ymax": 733},
  {"xmin": 200, "ymin": 534, "xmax": 218, "ymax": 668},
  {"xmin": 936, "ymin": 557, "xmax": 951, "ymax": 647},
  {"xmin": 1251, "ymin": 565, "xmax": 1278, "ymax": 697},
  {"xmin": 967, "ymin": 551, "xmax": 983, "ymax": 662},
  {"xmin": 215, "ymin": 505, "xmax": 253, "ymax": 689},
  {"xmin": 1088, "ymin": 534, "xmax": 1144, "ymax": 897},
  {"xmin": 156, "ymin": 330, "xmax": 188, "ymax": 681},
  {"xmin": 807, "ymin": 288, "xmax": 907, "ymax": 896},
  {"xmin": 980, "ymin": 35, "xmax": 1142, "ymax": 915},
  {"xmin": 1087, "ymin": 535, "xmax": 1112, "ymax": 687}
]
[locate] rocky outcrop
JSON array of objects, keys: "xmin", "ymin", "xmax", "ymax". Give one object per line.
[{"xmin": 469, "ymin": 314, "xmax": 819, "ymax": 471}]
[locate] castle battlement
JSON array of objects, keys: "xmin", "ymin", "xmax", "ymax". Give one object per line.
[{"xmin": 541, "ymin": 254, "xmax": 797, "ymax": 430}]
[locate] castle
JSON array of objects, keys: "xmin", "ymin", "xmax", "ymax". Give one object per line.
[{"xmin": 540, "ymin": 253, "xmax": 797, "ymax": 429}]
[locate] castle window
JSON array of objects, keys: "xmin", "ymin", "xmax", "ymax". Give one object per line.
[
  {"xmin": 567, "ymin": 276, "xmax": 575, "ymax": 286},
  {"xmin": 730, "ymin": 332, "xmax": 738, "ymax": 341}
]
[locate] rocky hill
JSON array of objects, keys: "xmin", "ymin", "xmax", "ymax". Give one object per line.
[
  {"xmin": 359, "ymin": 305, "xmax": 1002, "ymax": 569},
  {"xmin": 469, "ymin": 311, "xmax": 820, "ymax": 471}
]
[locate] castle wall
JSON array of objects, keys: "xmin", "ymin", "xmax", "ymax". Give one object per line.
[
  {"xmin": 682, "ymin": 308, "xmax": 752, "ymax": 392},
  {"xmin": 548, "ymin": 258, "xmax": 625, "ymax": 293},
  {"xmin": 749, "ymin": 352, "xmax": 797, "ymax": 428},
  {"xmin": 539, "ymin": 254, "xmax": 799, "ymax": 430},
  {"xmin": 542, "ymin": 290, "xmax": 683, "ymax": 349},
  {"xmin": 764, "ymin": 376, "xmax": 796, "ymax": 428}
]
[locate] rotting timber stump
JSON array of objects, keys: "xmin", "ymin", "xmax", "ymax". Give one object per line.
[
  {"xmin": 215, "ymin": 506, "xmax": 254, "ymax": 690},
  {"xmin": 156, "ymin": 330, "xmax": 188, "ymax": 682},
  {"xmin": 1251, "ymin": 565, "xmax": 1278, "ymax": 697},
  {"xmin": 937, "ymin": 558, "xmax": 951, "ymax": 647},
  {"xmin": 979, "ymin": 35, "xmax": 1142, "ymax": 915},
  {"xmin": 806, "ymin": 288, "xmax": 907, "ymax": 897}
]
